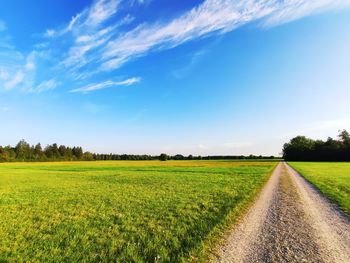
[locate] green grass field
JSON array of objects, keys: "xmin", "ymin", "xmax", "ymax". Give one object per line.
[
  {"xmin": 289, "ymin": 162, "xmax": 350, "ymax": 215},
  {"xmin": 0, "ymin": 160, "xmax": 276, "ymax": 262}
]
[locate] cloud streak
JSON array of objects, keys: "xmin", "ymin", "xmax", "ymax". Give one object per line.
[
  {"xmin": 264, "ymin": 0, "xmax": 350, "ymax": 26},
  {"xmin": 46, "ymin": 0, "xmax": 350, "ymax": 77},
  {"xmin": 2, "ymin": 0, "xmax": 350, "ymax": 92},
  {"xmin": 0, "ymin": 46, "xmax": 52, "ymax": 92},
  {"xmin": 70, "ymin": 77, "xmax": 140, "ymax": 93},
  {"xmin": 101, "ymin": 0, "xmax": 274, "ymax": 70},
  {"xmin": 100, "ymin": 0, "xmax": 350, "ymax": 71},
  {"xmin": 32, "ymin": 79, "xmax": 59, "ymax": 93},
  {"xmin": 4, "ymin": 71, "xmax": 24, "ymax": 90}
]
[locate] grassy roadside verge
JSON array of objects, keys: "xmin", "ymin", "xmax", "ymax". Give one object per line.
[
  {"xmin": 194, "ymin": 162, "xmax": 278, "ymax": 262},
  {"xmin": 288, "ymin": 162, "xmax": 350, "ymax": 215}
]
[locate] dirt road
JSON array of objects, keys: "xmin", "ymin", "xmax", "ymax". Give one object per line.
[{"xmin": 215, "ymin": 162, "xmax": 350, "ymax": 263}]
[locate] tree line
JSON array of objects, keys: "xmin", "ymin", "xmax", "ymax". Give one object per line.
[
  {"xmin": 0, "ymin": 139, "xmax": 277, "ymax": 162},
  {"xmin": 0, "ymin": 140, "xmax": 88, "ymax": 162},
  {"xmin": 283, "ymin": 129, "xmax": 350, "ymax": 161}
]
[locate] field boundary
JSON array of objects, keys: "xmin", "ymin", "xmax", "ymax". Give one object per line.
[
  {"xmin": 202, "ymin": 162, "xmax": 279, "ymax": 262},
  {"xmin": 287, "ymin": 163, "xmax": 350, "ymax": 217}
]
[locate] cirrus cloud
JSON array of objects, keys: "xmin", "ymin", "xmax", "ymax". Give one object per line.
[
  {"xmin": 2, "ymin": 0, "xmax": 350, "ymax": 93},
  {"xmin": 45, "ymin": 0, "xmax": 350, "ymax": 78},
  {"xmin": 70, "ymin": 77, "xmax": 141, "ymax": 93}
]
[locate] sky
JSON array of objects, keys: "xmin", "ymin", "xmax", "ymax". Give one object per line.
[{"xmin": 1, "ymin": 0, "xmax": 350, "ymax": 156}]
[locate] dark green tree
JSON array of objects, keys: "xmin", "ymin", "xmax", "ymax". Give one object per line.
[
  {"xmin": 83, "ymin": 152, "xmax": 94, "ymax": 161},
  {"xmin": 159, "ymin": 153, "xmax": 168, "ymax": 161},
  {"xmin": 15, "ymin": 140, "xmax": 31, "ymax": 160},
  {"xmin": 58, "ymin": 145, "xmax": 67, "ymax": 158},
  {"xmin": 283, "ymin": 130, "xmax": 350, "ymax": 161},
  {"xmin": 72, "ymin": 147, "xmax": 83, "ymax": 160},
  {"xmin": 339, "ymin": 130, "xmax": 350, "ymax": 146},
  {"xmin": 34, "ymin": 143, "xmax": 43, "ymax": 160}
]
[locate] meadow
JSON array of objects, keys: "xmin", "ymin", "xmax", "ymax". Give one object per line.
[
  {"xmin": 289, "ymin": 162, "xmax": 350, "ymax": 215},
  {"xmin": 0, "ymin": 160, "xmax": 276, "ymax": 262}
]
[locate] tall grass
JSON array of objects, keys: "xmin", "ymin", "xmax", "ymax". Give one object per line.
[{"xmin": 289, "ymin": 162, "xmax": 350, "ymax": 215}]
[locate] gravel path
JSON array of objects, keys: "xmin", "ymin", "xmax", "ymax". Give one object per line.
[{"xmin": 215, "ymin": 162, "xmax": 350, "ymax": 263}]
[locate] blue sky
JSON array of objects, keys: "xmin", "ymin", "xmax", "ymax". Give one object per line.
[{"xmin": 1, "ymin": 0, "xmax": 350, "ymax": 156}]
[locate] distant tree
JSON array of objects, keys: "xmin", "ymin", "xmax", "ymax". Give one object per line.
[
  {"xmin": 45, "ymin": 145, "xmax": 54, "ymax": 159},
  {"xmin": 52, "ymin": 144, "xmax": 60, "ymax": 159},
  {"xmin": 159, "ymin": 153, "xmax": 168, "ymax": 161},
  {"xmin": 173, "ymin": 154, "xmax": 184, "ymax": 160},
  {"xmin": 58, "ymin": 145, "xmax": 67, "ymax": 158},
  {"xmin": 4, "ymin": 146, "xmax": 16, "ymax": 161},
  {"xmin": 72, "ymin": 147, "xmax": 83, "ymax": 160},
  {"xmin": 0, "ymin": 146, "xmax": 9, "ymax": 162},
  {"xmin": 0, "ymin": 140, "xmax": 281, "ymax": 163},
  {"xmin": 15, "ymin": 139, "xmax": 31, "ymax": 161},
  {"xmin": 339, "ymin": 130, "xmax": 350, "ymax": 146},
  {"xmin": 34, "ymin": 143, "xmax": 43, "ymax": 160},
  {"xmin": 283, "ymin": 136, "xmax": 315, "ymax": 161},
  {"xmin": 83, "ymin": 152, "xmax": 94, "ymax": 161},
  {"xmin": 283, "ymin": 130, "xmax": 350, "ymax": 161},
  {"xmin": 66, "ymin": 147, "xmax": 73, "ymax": 160}
]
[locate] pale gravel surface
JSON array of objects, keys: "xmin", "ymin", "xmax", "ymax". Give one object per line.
[{"xmin": 214, "ymin": 162, "xmax": 350, "ymax": 263}]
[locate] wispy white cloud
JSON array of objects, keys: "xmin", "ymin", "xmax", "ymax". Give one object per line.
[
  {"xmin": 3, "ymin": 0, "xmax": 350, "ymax": 94},
  {"xmin": 70, "ymin": 77, "xmax": 140, "ymax": 93},
  {"xmin": 35, "ymin": 0, "xmax": 350, "ymax": 91},
  {"xmin": 44, "ymin": 0, "xmax": 119, "ymax": 38},
  {"xmin": 101, "ymin": 1, "xmax": 270, "ymax": 69},
  {"xmin": 44, "ymin": 29, "xmax": 56, "ymax": 38},
  {"xmin": 0, "ymin": 45, "xmax": 49, "ymax": 91},
  {"xmin": 25, "ymin": 52, "xmax": 36, "ymax": 71},
  {"xmin": 173, "ymin": 49, "xmax": 208, "ymax": 79},
  {"xmin": 0, "ymin": 44, "xmax": 26, "ymax": 90},
  {"xmin": 0, "ymin": 68, "xmax": 9, "ymax": 80},
  {"xmin": 33, "ymin": 42, "xmax": 50, "ymax": 49},
  {"xmin": 32, "ymin": 79, "xmax": 59, "ymax": 93},
  {"xmin": 134, "ymin": 0, "xmax": 152, "ymax": 5},
  {"xmin": 4, "ymin": 71, "xmax": 25, "ymax": 90},
  {"xmin": 39, "ymin": 0, "xmax": 350, "ymax": 81},
  {"xmin": 86, "ymin": 0, "xmax": 119, "ymax": 27},
  {"xmin": 264, "ymin": 0, "xmax": 350, "ymax": 26},
  {"xmin": 100, "ymin": 0, "xmax": 350, "ymax": 71},
  {"xmin": 43, "ymin": 0, "xmax": 131, "ymax": 80}
]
